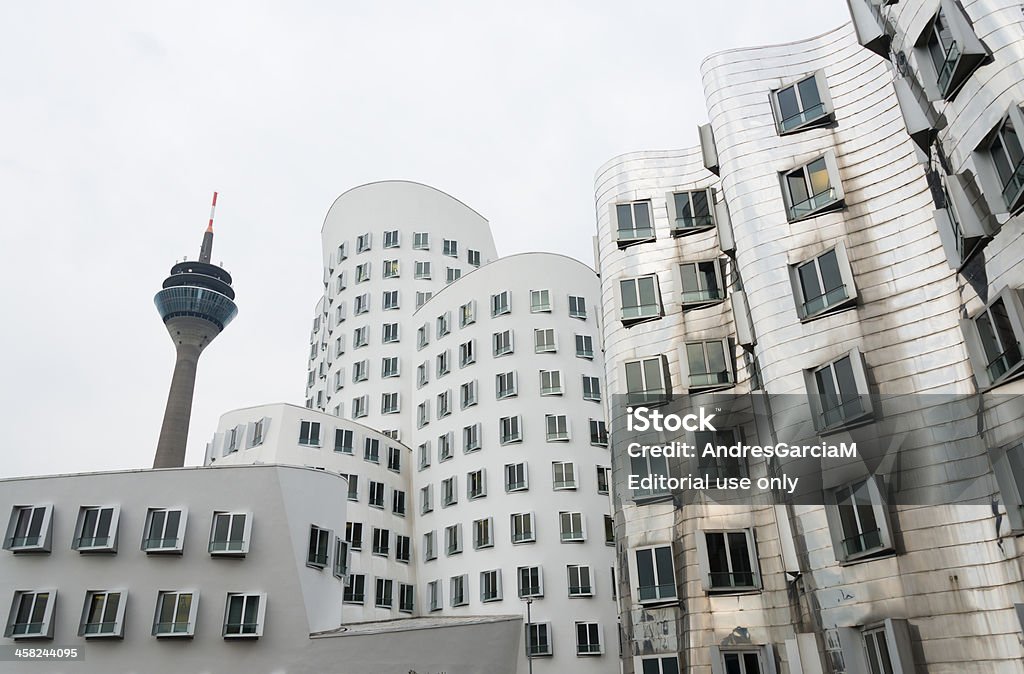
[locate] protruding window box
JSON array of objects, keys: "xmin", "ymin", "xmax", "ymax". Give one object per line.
[
  {"xmin": 613, "ymin": 201, "xmax": 656, "ymax": 248},
  {"xmin": 667, "ymin": 188, "xmax": 717, "ymax": 236},
  {"xmin": 790, "ymin": 242, "xmax": 858, "ymax": 321},
  {"xmin": 208, "ymin": 511, "xmax": 251, "ymax": 557},
  {"xmin": 72, "ymin": 506, "xmax": 120, "ymax": 554},
  {"xmin": 79, "ymin": 590, "xmax": 126, "ymax": 639},
  {"xmin": 780, "ymin": 152, "xmax": 845, "ymax": 222},
  {"xmin": 153, "ymin": 591, "xmax": 198, "ymax": 638},
  {"xmin": 223, "ymin": 593, "xmax": 266, "ymax": 639},
  {"xmin": 914, "ymin": 0, "xmax": 988, "ymax": 101},
  {"xmin": 3, "ymin": 505, "xmax": 52, "ymax": 554},
  {"xmin": 142, "ymin": 508, "xmax": 186, "ymax": 554},
  {"xmin": 961, "ymin": 287, "xmax": 1024, "ymax": 389},
  {"xmin": 770, "ymin": 70, "xmax": 834, "ymax": 135}
]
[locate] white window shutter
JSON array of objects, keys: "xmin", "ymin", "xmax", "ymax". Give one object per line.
[
  {"xmin": 695, "ymin": 531, "xmax": 712, "ymax": 591},
  {"xmin": 867, "ymin": 474, "xmax": 895, "ymax": 552},
  {"xmin": 814, "ymin": 69, "xmax": 835, "ymax": 119},
  {"xmin": 893, "ymin": 76, "xmax": 937, "ymax": 153},
  {"xmin": 823, "ymin": 150, "xmax": 846, "ymax": 203},
  {"xmin": 699, "ymin": 123, "xmax": 719, "ymax": 175},
  {"xmin": 665, "ymin": 191, "xmax": 679, "ymax": 225},
  {"xmin": 933, "ymin": 208, "xmax": 961, "ymax": 269},
  {"xmin": 732, "ymin": 290, "xmax": 755, "ymax": 347},
  {"xmin": 959, "ymin": 317, "xmax": 992, "ymax": 389},
  {"xmin": 715, "ymin": 197, "xmax": 735, "ymax": 253},
  {"xmin": 709, "ymin": 647, "xmax": 725, "ymax": 674},
  {"xmin": 883, "ymin": 618, "xmax": 916, "ymax": 674}
]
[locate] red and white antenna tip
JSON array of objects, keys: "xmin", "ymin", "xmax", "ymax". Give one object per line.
[{"xmin": 207, "ymin": 191, "xmax": 218, "ymax": 233}]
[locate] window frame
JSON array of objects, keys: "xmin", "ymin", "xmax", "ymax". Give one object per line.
[
  {"xmin": 804, "ymin": 347, "xmax": 874, "ymax": 432},
  {"xmin": 558, "ymin": 511, "xmax": 585, "ymax": 543},
  {"xmin": 769, "ymin": 70, "xmax": 833, "ymax": 135},
  {"xmin": 79, "ymin": 589, "xmax": 127, "ymax": 638},
  {"xmin": 3, "ymin": 504, "xmax": 53, "ymax": 553},
  {"xmin": 618, "ymin": 274, "xmax": 664, "ymax": 325},
  {"xmin": 679, "ymin": 338, "xmax": 736, "ymax": 392},
  {"xmin": 913, "ymin": 0, "xmax": 988, "ymax": 102},
  {"xmin": 679, "ymin": 258, "xmax": 728, "ymax": 308},
  {"xmin": 222, "ymin": 592, "xmax": 266, "ymax": 639},
  {"xmin": 631, "ymin": 544, "xmax": 677, "ymax": 605},
  {"xmin": 790, "ymin": 242, "xmax": 858, "ymax": 320},
  {"xmin": 567, "ymin": 564, "xmax": 593, "ymax": 597},
  {"xmin": 824, "ymin": 475, "xmax": 895, "ymax": 564},
  {"xmin": 141, "ymin": 507, "xmax": 187, "ymax": 554},
  {"xmin": 623, "ymin": 355, "xmax": 671, "ymax": 405},
  {"xmin": 511, "ymin": 512, "xmax": 536, "ymax": 544},
  {"xmin": 779, "ymin": 151, "xmax": 845, "ymax": 222},
  {"xmin": 666, "ymin": 187, "xmax": 717, "ymax": 236},
  {"xmin": 613, "ymin": 200, "xmax": 656, "ymax": 247},
  {"xmin": 208, "ymin": 511, "xmax": 251, "ymax": 556},
  {"xmin": 72, "ymin": 505, "xmax": 121, "ymax": 553},
  {"xmin": 696, "ymin": 529, "xmax": 762, "ymax": 593},
  {"xmin": 5, "ymin": 589, "xmax": 57, "ymax": 640},
  {"xmin": 152, "ymin": 590, "xmax": 199, "ymax": 638},
  {"xmin": 575, "ymin": 621, "xmax": 603, "ymax": 656}
]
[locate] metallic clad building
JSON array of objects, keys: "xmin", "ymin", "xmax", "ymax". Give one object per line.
[{"xmin": 598, "ymin": 4, "xmax": 1024, "ymax": 672}]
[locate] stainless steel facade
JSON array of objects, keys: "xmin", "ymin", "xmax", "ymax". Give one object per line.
[{"xmin": 597, "ymin": 5, "xmax": 1024, "ymax": 672}]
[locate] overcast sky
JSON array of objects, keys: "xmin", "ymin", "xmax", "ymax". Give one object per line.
[{"xmin": 0, "ymin": 1, "xmax": 850, "ymax": 477}]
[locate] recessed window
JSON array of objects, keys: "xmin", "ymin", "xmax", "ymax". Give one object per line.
[
  {"xmin": 307, "ymin": 525, "xmax": 331, "ymax": 568},
  {"xmin": 142, "ymin": 508, "xmax": 185, "ymax": 553},
  {"xmin": 438, "ymin": 432, "xmax": 454, "ymax": 461},
  {"xmin": 770, "ymin": 71, "xmax": 832, "ymax": 134},
  {"xmin": 344, "ymin": 574, "xmax": 365, "ymax": 604},
  {"xmin": 459, "ymin": 339, "xmax": 476, "ymax": 367},
  {"xmin": 590, "ymin": 419, "xmax": 609, "ymax": 447},
  {"xmin": 72, "ymin": 505, "xmax": 120, "ymax": 553},
  {"xmin": 473, "ymin": 516, "xmax": 493, "ymax": 548},
  {"xmin": 363, "ymin": 437, "xmax": 381, "ymax": 463},
  {"xmin": 399, "ymin": 584, "xmax": 414, "ymax": 613},
  {"xmin": 382, "ymin": 289, "xmax": 400, "ymax": 312},
  {"xmin": 534, "ymin": 328, "xmax": 556, "ymax": 353},
  {"xmin": 697, "ymin": 530, "xmax": 760, "ymax": 592},
  {"xmin": 780, "ymin": 153, "xmax": 844, "ymax": 222},
  {"xmin": 933, "ymin": 172, "xmax": 992, "ymax": 269},
  {"xmin": 530, "ymin": 289, "xmax": 551, "ymax": 313},
  {"xmin": 526, "ymin": 622, "xmax": 553, "ymax": 657},
  {"xmin": 568, "ymin": 295, "xmax": 587, "ymax": 319},
  {"xmin": 382, "ymin": 229, "xmax": 399, "ymax": 248},
  {"xmin": 442, "ymin": 476, "xmax": 457, "ymax": 507},
  {"xmin": 499, "ymin": 415, "xmax": 523, "ymax": 444},
  {"xmin": 683, "ymin": 339, "xmax": 734, "ymax": 391},
  {"xmin": 437, "ymin": 311, "xmax": 451, "ymax": 338},
  {"xmin": 512, "ymin": 513, "xmax": 536, "ymax": 544},
  {"xmin": 392, "ymin": 490, "xmax": 406, "ymax": 517},
  {"xmin": 345, "ymin": 474, "xmax": 358, "ymax": 502},
  {"xmin": 418, "ymin": 442, "xmax": 431, "ymax": 470},
  {"xmin": 436, "ymin": 351, "xmax": 451, "ymax": 378},
  {"xmin": 493, "ymin": 329, "xmax": 514, "ymax": 356},
  {"xmin": 153, "ymin": 590, "xmax": 198, "ymax": 637},
  {"xmin": 368, "ymin": 481, "xmax": 385, "ymax": 509},
  {"xmin": 614, "ymin": 200, "xmax": 655, "ymax": 247},
  {"xmin": 383, "ymin": 259, "xmax": 399, "ymax": 278},
  {"xmin": 552, "ymin": 461, "xmax": 576, "ymax": 489},
  {"xmin": 3, "ymin": 504, "xmax": 52, "ymax": 553},
  {"xmin": 372, "ymin": 527, "xmax": 390, "ymax": 557},
  {"xmin": 345, "ymin": 522, "xmax": 363, "ymax": 551},
  {"xmin": 375, "ymin": 578, "xmax": 394, "ymax": 609},
  {"xmin": 680, "ymin": 260, "xmax": 727, "ymax": 307},
  {"xmin": 356, "ymin": 233, "xmax": 371, "ymax": 253},
  {"xmin": 355, "ymin": 262, "xmax": 371, "ymax": 284},
  {"xmin": 576, "ymin": 622, "xmax": 602, "ymax": 655},
  {"xmin": 637, "ymin": 655, "xmax": 681, "ymax": 674},
  {"xmin": 806, "ymin": 348, "xmax": 873, "ymax": 431},
  {"xmin": 825, "ymin": 476, "xmax": 894, "ymax": 562},
  {"xmin": 463, "ymin": 423, "xmax": 481, "ymax": 453},
  {"xmin": 505, "ymin": 462, "xmax": 529, "ymax": 492},
  {"xmin": 298, "ymin": 420, "xmax": 321, "ymax": 447},
  {"xmin": 209, "ymin": 511, "xmax": 249, "ymax": 555},
  {"xmin": 861, "ymin": 620, "xmax": 916, "ymax": 673},
  {"xmin": 353, "ymin": 325, "xmax": 369, "ymax": 348},
  {"xmin": 423, "ymin": 532, "xmax": 437, "ymax": 562},
  {"xmin": 624, "ymin": 355, "xmax": 670, "ymax": 405},
  {"xmin": 413, "ymin": 232, "xmax": 429, "ymax": 250},
  {"xmin": 713, "ymin": 648, "xmax": 772, "ymax": 674},
  {"xmin": 415, "ymin": 261, "xmax": 431, "ymax": 280},
  {"xmin": 443, "ymin": 239, "xmax": 458, "ymax": 257},
  {"xmin": 491, "ymin": 291, "xmax": 511, "ymax": 317},
  {"xmin": 546, "ymin": 415, "xmax": 570, "ymax": 442},
  {"xmin": 582, "ymin": 375, "xmax": 601, "ymax": 401},
  {"xmin": 559, "ymin": 511, "xmax": 585, "ymax": 542},
  {"xmin": 387, "ymin": 445, "xmax": 402, "ymax": 472},
  {"xmin": 480, "ymin": 569, "xmax": 502, "ymax": 602},
  {"xmin": 668, "ymin": 188, "xmax": 716, "ymax": 235},
  {"xmin": 437, "ymin": 389, "xmax": 452, "ymax": 418},
  {"xmin": 634, "ymin": 545, "xmax": 676, "ymax": 603},
  {"xmin": 575, "ymin": 334, "xmax": 594, "ymax": 359},
  {"xmin": 6, "ymin": 590, "xmax": 55, "ymax": 639},
  {"xmin": 445, "ymin": 523, "xmax": 462, "ymax": 555},
  {"xmin": 80, "ymin": 590, "xmax": 126, "ymax": 638},
  {"xmin": 223, "ymin": 593, "xmax": 265, "ymax": 638},
  {"xmin": 540, "ymin": 370, "xmax": 562, "ymax": 396},
  {"xmin": 467, "ymin": 249, "xmax": 481, "ymax": 267},
  {"xmin": 382, "ymin": 356, "xmax": 399, "ymax": 378},
  {"xmin": 496, "ymin": 371, "xmax": 518, "ymax": 399},
  {"xmin": 468, "ymin": 469, "xmax": 487, "ymax": 500},
  {"xmin": 449, "ymin": 574, "xmax": 468, "ymax": 607},
  {"xmin": 619, "ymin": 275, "xmax": 663, "ymax": 324},
  {"xmin": 381, "ymin": 392, "xmax": 399, "ymax": 414},
  {"xmin": 517, "ymin": 564, "xmax": 543, "ymax": 596},
  {"xmin": 459, "ymin": 300, "xmax": 476, "ymax": 327},
  {"xmin": 791, "ymin": 244, "xmax": 857, "ymax": 319},
  {"xmin": 460, "ymin": 380, "xmax": 478, "ymax": 409},
  {"xmin": 596, "ymin": 466, "xmax": 610, "ymax": 494},
  {"xmin": 567, "ymin": 564, "xmax": 592, "ymax": 597},
  {"xmin": 417, "ymin": 401, "xmax": 430, "ymax": 428},
  {"xmin": 979, "ymin": 106, "xmax": 1024, "ymax": 215}
]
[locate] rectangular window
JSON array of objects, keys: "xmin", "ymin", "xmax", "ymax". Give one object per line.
[
  {"xmin": 614, "ymin": 200, "xmax": 655, "ymax": 246},
  {"xmin": 223, "ymin": 593, "xmax": 265, "ymax": 638},
  {"xmin": 346, "ymin": 474, "xmax": 359, "ymax": 501},
  {"xmin": 480, "ymin": 569, "xmax": 502, "ymax": 602},
  {"xmin": 582, "ymin": 375, "xmax": 601, "ymax": 401},
  {"xmin": 413, "ymin": 232, "xmax": 429, "ymax": 250},
  {"xmin": 468, "ymin": 469, "xmax": 487, "ymax": 500},
  {"xmin": 450, "ymin": 574, "xmax": 468, "ymax": 607},
  {"xmin": 698, "ymin": 530, "xmax": 760, "ymax": 591},
  {"xmin": 807, "ymin": 348, "xmax": 872, "ymax": 430},
  {"xmin": 142, "ymin": 508, "xmax": 184, "ymax": 553},
  {"xmin": 445, "ymin": 524, "xmax": 462, "ymax": 555},
  {"xmin": 382, "ymin": 356, "xmax": 399, "ymax": 378},
  {"xmin": 382, "ymin": 323, "xmax": 400, "ymax": 344},
  {"xmin": 596, "ymin": 466, "xmax": 610, "ymax": 494},
  {"xmin": 382, "ymin": 289, "xmax": 399, "ymax": 310},
  {"xmin": 530, "ymin": 289, "xmax": 551, "ymax": 313},
  {"xmin": 81, "ymin": 590, "xmax": 126, "ymax": 638},
  {"xmin": 352, "ymin": 359, "xmax": 368, "ymax": 382},
  {"xmin": 591, "ymin": 419, "xmax": 610, "ymax": 448},
  {"xmin": 635, "ymin": 545, "xmax": 677, "ymax": 603},
  {"xmin": 781, "ymin": 152, "xmax": 844, "ymax": 221},
  {"xmin": 364, "ymin": 437, "xmax": 381, "ymax": 463},
  {"xmin": 567, "ymin": 564, "xmax": 593, "ymax": 597},
  {"xmin": 368, "ymin": 481, "xmax": 385, "ymax": 508},
  {"xmin": 559, "ymin": 511, "xmax": 584, "ymax": 542},
  {"xmin": 355, "ymin": 262, "xmax": 371, "ymax": 284},
  {"xmin": 624, "ymin": 356, "xmax": 669, "ymax": 405},
  {"xmin": 668, "ymin": 188, "xmax": 715, "ymax": 234},
  {"xmin": 209, "ymin": 512, "xmax": 249, "ymax": 555},
  {"xmin": 351, "ymin": 394, "xmax": 368, "ymax": 418},
  {"xmin": 353, "ymin": 325, "xmax": 369, "ymax": 347},
  {"xmin": 792, "ymin": 244, "xmax": 857, "ymax": 319},
  {"xmin": 442, "ymin": 476, "xmax": 457, "ymax": 506},
  {"xmin": 459, "ymin": 339, "xmax": 476, "ymax": 368},
  {"xmin": 620, "ymin": 275, "xmax": 663, "ymax": 323},
  {"xmin": 986, "ymin": 111, "xmax": 1024, "ymax": 212},
  {"xmin": 467, "ymin": 249, "xmax": 481, "ymax": 266},
  {"xmin": 500, "ymin": 415, "xmax": 522, "ymax": 444},
  {"xmin": 417, "ymin": 401, "xmax": 430, "ymax": 428},
  {"xmin": 437, "ymin": 390, "xmax": 452, "ymax": 418},
  {"xmin": 337, "ymin": 242, "xmax": 348, "ymax": 261},
  {"xmin": 392, "ymin": 490, "xmax": 406, "ymax": 517},
  {"xmin": 505, "ymin": 462, "xmax": 529, "ymax": 492},
  {"xmin": 460, "ymin": 380, "xmax": 478, "ymax": 408},
  {"xmin": 540, "ymin": 370, "xmax": 562, "ymax": 396},
  {"xmin": 427, "ymin": 580, "xmax": 441, "ymax": 610},
  {"xmin": 512, "ymin": 513, "xmax": 536, "ymax": 544},
  {"xmin": 344, "ymin": 574, "xmax": 365, "ymax": 604},
  {"xmin": 399, "ymin": 584, "xmax": 414, "ymax": 613},
  {"xmin": 415, "ymin": 261, "xmax": 431, "ymax": 280},
  {"xmin": 372, "ymin": 527, "xmax": 390, "ymax": 557},
  {"xmin": 568, "ymin": 295, "xmax": 587, "ymax": 319},
  {"xmin": 638, "ymin": 656, "xmax": 680, "ymax": 674},
  {"xmin": 416, "ymin": 291, "xmax": 432, "ymax": 307},
  {"xmin": 375, "ymin": 578, "xmax": 394, "ymax": 608},
  {"xmin": 333, "ymin": 538, "xmax": 349, "ymax": 578},
  {"xmin": 473, "ymin": 517, "xmax": 493, "ymax": 548},
  {"xmin": 552, "ymin": 461, "xmax": 576, "ymax": 489},
  {"xmin": 463, "ymin": 423, "xmax": 481, "ymax": 452},
  {"xmin": 298, "ymin": 420, "xmax": 321, "ymax": 446},
  {"xmin": 715, "ymin": 649, "xmax": 769, "ymax": 674},
  {"xmin": 437, "ymin": 311, "xmax": 451, "ymax": 337},
  {"xmin": 546, "ymin": 415, "xmax": 569, "ymax": 442},
  {"xmin": 496, "ymin": 371, "xmax": 518, "ymax": 399},
  {"xmin": 575, "ymin": 334, "xmax": 594, "ymax": 359},
  {"xmin": 443, "ymin": 239, "xmax": 458, "ymax": 257},
  {"xmin": 517, "ymin": 565, "xmax": 543, "ymax": 597},
  {"xmin": 696, "ymin": 428, "xmax": 747, "ymax": 480},
  {"xmin": 630, "ymin": 448, "xmax": 669, "ymax": 501},
  {"xmin": 387, "ymin": 445, "xmax": 402, "ymax": 472},
  {"xmin": 446, "ymin": 267, "xmax": 461, "ymax": 284},
  {"xmin": 826, "ymin": 476, "xmax": 894, "ymax": 562},
  {"xmin": 576, "ymin": 622, "xmax": 602, "ymax": 655},
  {"xmin": 437, "ymin": 351, "xmax": 451, "ymax": 377},
  {"xmin": 381, "ymin": 392, "xmax": 399, "ymax": 414},
  {"xmin": 964, "ymin": 288, "xmax": 1024, "ymax": 388},
  {"xmin": 383, "ymin": 229, "xmax": 399, "ymax": 248},
  {"xmin": 73, "ymin": 505, "xmax": 119, "ymax": 552},
  {"xmin": 418, "ymin": 442, "xmax": 431, "ymax": 470},
  {"xmin": 493, "ymin": 329, "xmax": 514, "ymax": 356},
  {"xmin": 356, "ymin": 232, "xmax": 371, "ymax": 253},
  {"xmin": 4, "ymin": 505, "xmax": 52, "ymax": 553},
  {"xmin": 771, "ymin": 70, "xmax": 831, "ymax": 134},
  {"xmin": 307, "ymin": 525, "xmax": 331, "ymax": 567},
  {"xmin": 438, "ymin": 431, "xmax": 454, "ymax": 461},
  {"xmin": 6, "ymin": 590, "xmax": 55, "ymax": 639},
  {"xmin": 383, "ymin": 259, "xmax": 399, "ymax": 279},
  {"xmin": 526, "ymin": 622, "xmax": 553, "ymax": 656},
  {"xmin": 334, "ymin": 369, "xmax": 345, "ymax": 391},
  {"xmin": 153, "ymin": 590, "xmax": 197, "ymax": 637},
  {"xmin": 491, "ymin": 291, "xmax": 511, "ymax": 317},
  {"xmin": 459, "ymin": 300, "xmax": 476, "ymax": 327},
  {"xmin": 680, "ymin": 259, "xmax": 726, "ymax": 306},
  {"xmin": 417, "ymin": 361, "xmax": 429, "ymax": 388},
  {"xmin": 534, "ymin": 328, "xmax": 556, "ymax": 353},
  {"xmin": 345, "ymin": 522, "xmax": 363, "ymax": 551},
  {"xmin": 604, "ymin": 516, "xmax": 615, "ymax": 545},
  {"xmin": 420, "ymin": 485, "xmax": 433, "ymax": 514},
  {"xmin": 683, "ymin": 339, "xmax": 734, "ymax": 390}
]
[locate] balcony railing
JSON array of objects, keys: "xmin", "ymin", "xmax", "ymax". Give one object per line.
[
  {"xmin": 153, "ymin": 621, "xmax": 191, "ymax": 635},
  {"xmin": 83, "ymin": 621, "xmax": 117, "ymax": 635},
  {"xmin": 689, "ymin": 371, "xmax": 733, "ymax": 388},
  {"xmin": 779, "ymin": 102, "xmax": 827, "ymax": 133},
  {"xmin": 142, "ymin": 537, "xmax": 179, "ymax": 551},
  {"xmin": 671, "ymin": 213, "xmax": 714, "ymax": 233},
  {"xmin": 74, "ymin": 536, "xmax": 110, "ymax": 548},
  {"xmin": 560, "ymin": 531, "xmax": 584, "ymax": 542},
  {"xmin": 209, "ymin": 539, "xmax": 245, "ymax": 553},
  {"xmin": 843, "ymin": 527, "xmax": 883, "ymax": 556},
  {"xmin": 986, "ymin": 342, "xmax": 1023, "ymax": 382},
  {"xmin": 820, "ymin": 397, "xmax": 865, "ymax": 428},
  {"xmin": 1001, "ymin": 156, "xmax": 1024, "ymax": 209},
  {"xmin": 709, "ymin": 571, "xmax": 757, "ymax": 589},
  {"xmin": 937, "ymin": 39, "xmax": 960, "ymax": 93},
  {"xmin": 803, "ymin": 285, "xmax": 849, "ymax": 316},
  {"xmin": 6, "ymin": 535, "xmax": 41, "ymax": 548},
  {"xmin": 681, "ymin": 288, "xmax": 725, "ymax": 305},
  {"xmin": 10, "ymin": 622, "xmax": 44, "ymax": 636},
  {"xmin": 569, "ymin": 585, "xmax": 593, "ymax": 596},
  {"xmin": 789, "ymin": 187, "xmax": 838, "ymax": 220},
  {"xmin": 638, "ymin": 583, "xmax": 677, "ymax": 602}
]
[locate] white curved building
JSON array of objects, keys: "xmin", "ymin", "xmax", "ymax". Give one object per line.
[{"xmin": 598, "ymin": 8, "xmax": 1024, "ymax": 674}]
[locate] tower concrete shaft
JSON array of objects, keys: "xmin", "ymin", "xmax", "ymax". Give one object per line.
[{"xmin": 153, "ymin": 319, "xmax": 211, "ymax": 468}]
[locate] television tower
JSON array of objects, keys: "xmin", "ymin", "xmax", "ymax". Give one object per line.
[{"xmin": 152, "ymin": 193, "xmax": 238, "ymax": 468}]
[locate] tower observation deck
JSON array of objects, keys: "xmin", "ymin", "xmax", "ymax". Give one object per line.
[{"xmin": 152, "ymin": 194, "xmax": 237, "ymax": 468}]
